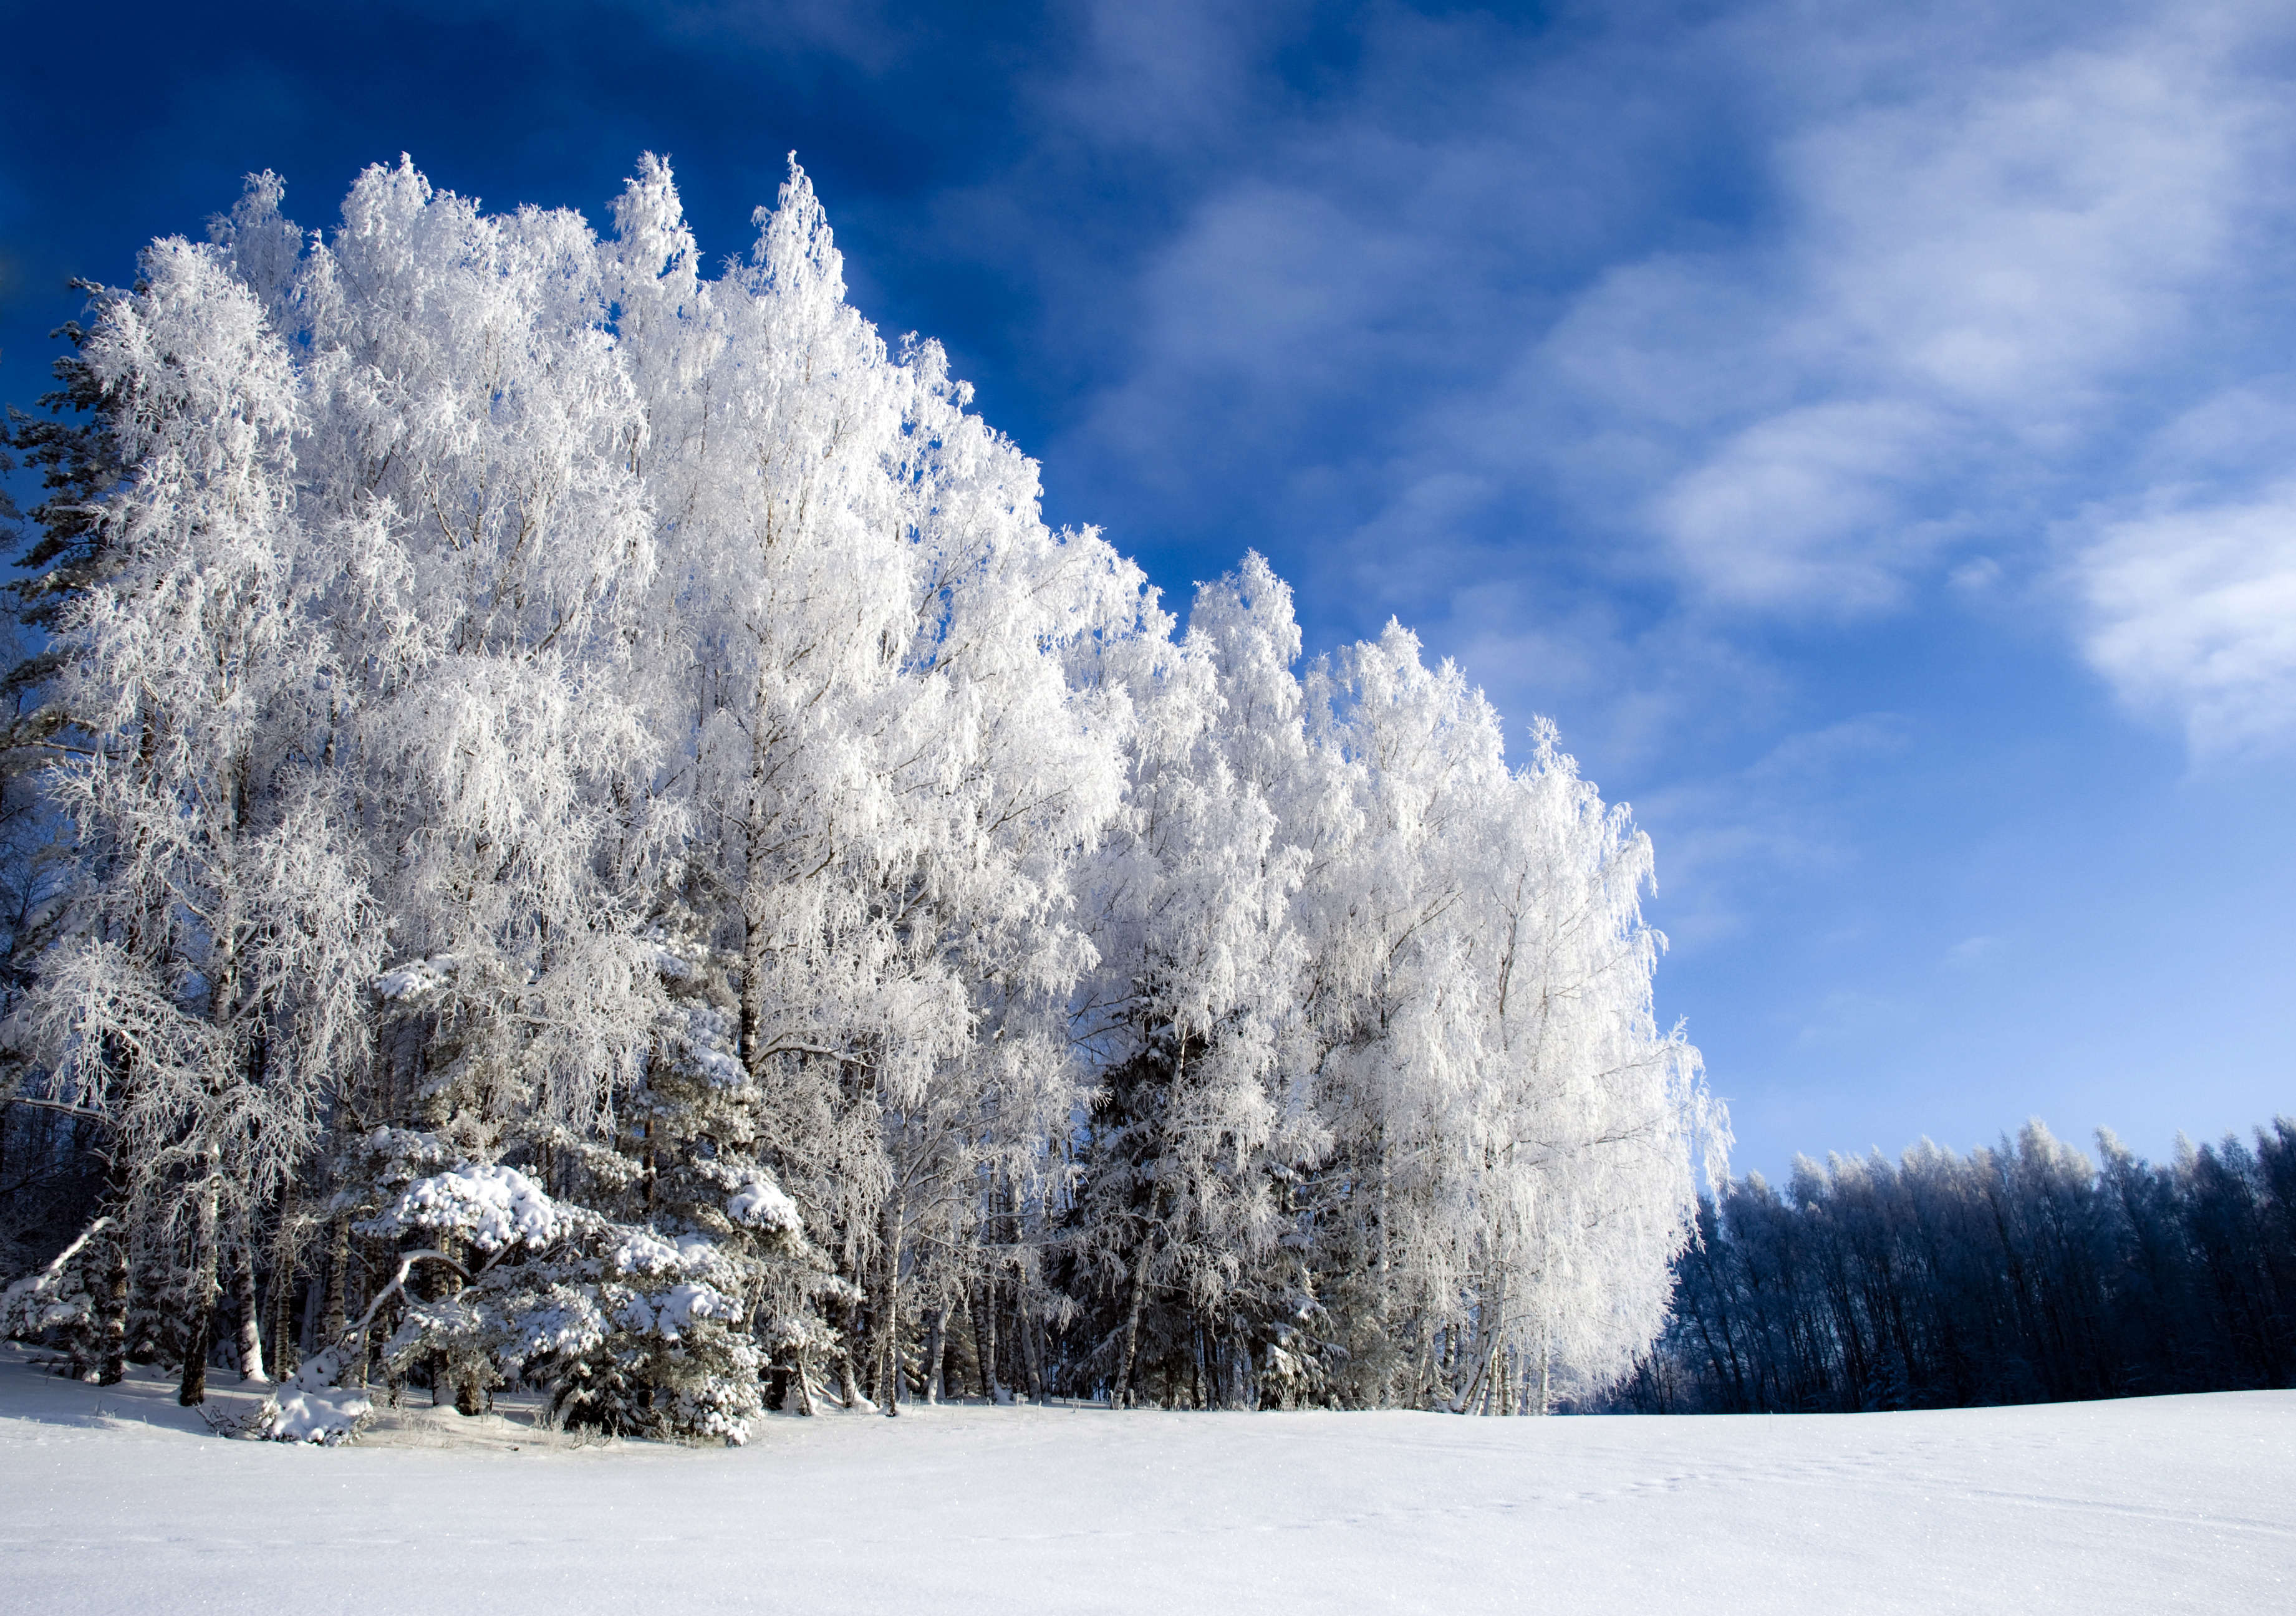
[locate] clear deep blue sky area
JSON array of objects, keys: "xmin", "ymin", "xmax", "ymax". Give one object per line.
[{"xmin": 4, "ymin": 1, "xmax": 2290, "ymax": 1181}]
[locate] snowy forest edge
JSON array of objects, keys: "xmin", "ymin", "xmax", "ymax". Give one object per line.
[{"xmin": 0, "ymin": 155, "xmax": 2287, "ymax": 1445}]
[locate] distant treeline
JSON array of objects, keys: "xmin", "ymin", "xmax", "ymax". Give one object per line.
[{"xmin": 1613, "ymin": 1119, "xmax": 2296, "ymax": 1413}]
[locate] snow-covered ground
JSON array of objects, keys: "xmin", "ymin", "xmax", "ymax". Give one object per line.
[{"xmin": 1, "ymin": 1346, "xmax": 2287, "ymax": 1614}]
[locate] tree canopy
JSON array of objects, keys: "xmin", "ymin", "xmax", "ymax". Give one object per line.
[{"xmin": 0, "ymin": 155, "xmax": 1719, "ymax": 1438}]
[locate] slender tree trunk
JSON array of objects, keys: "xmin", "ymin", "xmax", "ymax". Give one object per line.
[
  {"xmin": 84, "ymin": 1146, "xmax": 132, "ymax": 1387},
  {"xmin": 321, "ymin": 1216, "xmax": 349, "ymax": 1341},
  {"xmin": 986, "ymin": 1276, "xmax": 1005, "ymax": 1401},
  {"xmin": 922, "ymin": 1306, "xmax": 946, "ymax": 1405},
  {"xmin": 790, "ymin": 1342, "xmax": 818, "ymax": 1416},
  {"xmin": 1447, "ymin": 1335, "xmax": 1482, "ymax": 1413},
  {"xmin": 736, "ymin": 800, "xmax": 774, "ymax": 1084},
  {"xmin": 1112, "ymin": 1220, "xmax": 1158, "ymax": 1410},
  {"xmin": 1111, "ymin": 1173, "xmax": 1171, "ymax": 1412},
  {"xmin": 234, "ymin": 1233, "xmax": 268, "ymax": 1383},
  {"xmin": 178, "ymin": 1287, "xmax": 212, "ymax": 1404},
  {"xmin": 965, "ymin": 1279, "xmax": 988, "ymax": 1400},
  {"xmin": 977, "ymin": 1276, "xmax": 1001, "ymax": 1401},
  {"xmin": 1449, "ymin": 1262, "xmax": 1508, "ymax": 1415},
  {"xmin": 301, "ymin": 1269, "xmax": 321, "ymax": 1359},
  {"xmin": 267, "ymin": 1238, "xmax": 299, "ymax": 1381},
  {"xmin": 453, "ymin": 1238, "xmax": 483, "ymax": 1415},
  {"xmin": 95, "ymin": 1229, "xmax": 128, "ymax": 1386},
  {"xmin": 880, "ymin": 1187, "xmax": 904, "ymax": 1417},
  {"xmin": 178, "ymin": 1150, "xmax": 223, "ymax": 1406},
  {"xmin": 839, "ymin": 1277, "xmax": 865, "ymax": 1409},
  {"xmin": 1021, "ymin": 1287, "xmax": 1046, "ymax": 1404}
]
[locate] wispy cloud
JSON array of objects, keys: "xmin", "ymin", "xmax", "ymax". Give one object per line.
[
  {"xmin": 1944, "ymin": 935, "xmax": 1999, "ymax": 968},
  {"xmin": 1526, "ymin": 4, "xmax": 2290, "ymax": 622},
  {"xmin": 1003, "ymin": 0, "xmax": 2296, "ymax": 754},
  {"xmin": 2077, "ymin": 486, "xmax": 2296, "ymax": 757},
  {"xmin": 1628, "ymin": 713, "xmax": 1916, "ymax": 954}
]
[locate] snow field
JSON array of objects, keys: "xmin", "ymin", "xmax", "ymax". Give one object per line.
[{"xmin": 1, "ymin": 1350, "xmax": 2288, "ymax": 1614}]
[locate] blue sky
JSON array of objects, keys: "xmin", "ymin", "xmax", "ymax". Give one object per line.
[{"xmin": 5, "ymin": 0, "xmax": 2292, "ymax": 1180}]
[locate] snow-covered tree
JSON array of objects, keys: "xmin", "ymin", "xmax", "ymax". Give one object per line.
[
  {"xmin": 14, "ymin": 241, "xmax": 377, "ymax": 1402},
  {"xmin": 604, "ymin": 156, "xmax": 1146, "ymax": 1412},
  {"xmin": 1, "ymin": 153, "xmax": 1718, "ymax": 1426},
  {"xmin": 1278, "ymin": 627, "xmax": 1717, "ymax": 1410},
  {"xmin": 1061, "ymin": 557, "xmax": 1318, "ymax": 1407}
]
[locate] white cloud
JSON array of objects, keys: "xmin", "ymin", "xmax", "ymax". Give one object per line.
[
  {"xmin": 1054, "ymin": 0, "xmax": 1295, "ymax": 150},
  {"xmin": 2078, "ymin": 486, "xmax": 2296, "ymax": 756},
  {"xmin": 1949, "ymin": 556, "xmax": 2002, "ymax": 593},
  {"xmin": 1793, "ymin": 987, "xmax": 1911, "ymax": 1047},
  {"xmin": 1530, "ymin": 11, "xmax": 2283, "ymax": 612},
  {"xmin": 1011, "ymin": 0, "xmax": 2296, "ymax": 754},
  {"xmin": 1652, "ymin": 400, "xmax": 1956, "ymax": 610}
]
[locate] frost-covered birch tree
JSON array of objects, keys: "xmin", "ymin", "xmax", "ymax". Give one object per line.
[
  {"xmin": 16, "ymin": 240, "xmax": 377, "ymax": 1402},
  {"xmin": 1, "ymin": 153, "xmax": 1717, "ymax": 1432}
]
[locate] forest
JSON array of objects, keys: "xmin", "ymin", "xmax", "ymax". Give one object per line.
[
  {"xmin": 0, "ymin": 156, "xmax": 1717, "ymax": 1441},
  {"xmin": 1614, "ymin": 1118, "xmax": 2296, "ymax": 1413}
]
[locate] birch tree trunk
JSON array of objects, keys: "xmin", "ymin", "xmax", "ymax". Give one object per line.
[
  {"xmin": 1020, "ymin": 1289, "xmax": 1046, "ymax": 1403},
  {"xmin": 964, "ymin": 1281, "xmax": 986, "ymax": 1398},
  {"xmin": 95, "ymin": 1229, "xmax": 128, "ymax": 1387},
  {"xmin": 1111, "ymin": 1183, "xmax": 1164, "ymax": 1410},
  {"xmin": 922, "ymin": 1306, "xmax": 946, "ymax": 1405},
  {"xmin": 839, "ymin": 1273, "xmax": 866, "ymax": 1409},
  {"xmin": 234, "ymin": 1229, "xmax": 268, "ymax": 1383},
  {"xmin": 976, "ymin": 1276, "xmax": 1001, "ymax": 1401},
  {"xmin": 1447, "ymin": 1264, "xmax": 1508, "ymax": 1415},
  {"xmin": 879, "ymin": 1187, "xmax": 904, "ymax": 1417},
  {"xmin": 1112, "ymin": 1225, "xmax": 1157, "ymax": 1409},
  {"xmin": 266, "ymin": 1236, "xmax": 298, "ymax": 1381},
  {"xmin": 177, "ymin": 1276, "xmax": 212, "ymax": 1403},
  {"xmin": 789, "ymin": 1342, "xmax": 818, "ymax": 1416},
  {"xmin": 177, "ymin": 1145, "xmax": 224, "ymax": 1406}
]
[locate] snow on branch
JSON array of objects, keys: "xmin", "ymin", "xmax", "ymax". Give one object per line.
[{"xmin": 362, "ymin": 1163, "xmax": 563, "ymax": 1253}]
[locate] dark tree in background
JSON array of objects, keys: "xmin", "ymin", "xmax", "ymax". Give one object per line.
[
  {"xmin": 1615, "ymin": 1118, "xmax": 2296, "ymax": 1413},
  {"xmin": 0, "ymin": 300, "xmax": 120, "ymax": 1340}
]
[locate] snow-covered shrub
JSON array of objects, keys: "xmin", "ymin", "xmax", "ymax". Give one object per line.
[
  {"xmin": 557, "ymin": 1234, "xmax": 762, "ymax": 1443},
  {"xmin": 0, "ymin": 1249, "xmax": 95, "ymax": 1344},
  {"xmin": 252, "ymin": 1347, "xmax": 373, "ymax": 1444},
  {"xmin": 727, "ymin": 1179, "xmax": 804, "ymax": 1236},
  {"xmin": 386, "ymin": 1221, "xmax": 766, "ymax": 1443},
  {"xmin": 370, "ymin": 1154, "xmax": 804, "ymax": 1443},
  {"xmin": 0, "ymin": 1218, "xmax": 118, "ymax": 1380}
]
